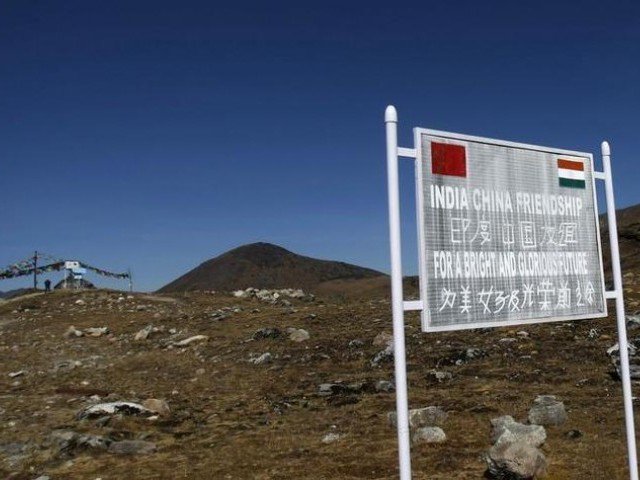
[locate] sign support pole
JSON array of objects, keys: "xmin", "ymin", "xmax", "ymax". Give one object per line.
[
  {"xmin": 602, "ymin": 141, "xmax": 639, "ymax": 480},
  {"xmin": 385, "ymin": 105, "xmax": 412, "ymax": 480}
]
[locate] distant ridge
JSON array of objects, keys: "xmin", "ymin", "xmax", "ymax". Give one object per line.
[
  {"xmin": 600, "ymin": 203, "xmax": 640, "ymax": 283},
  {"xmin": 158, "ymin": 242, "xmax": 385, "ymax": 293}
]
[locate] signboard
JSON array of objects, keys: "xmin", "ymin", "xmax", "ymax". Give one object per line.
[
  {"xmin": 415, "ymin": 129, "xmax": 607, "ymax": 331},
  {"xmin": 64, "ymin": 261, "xmax": 80, "ymax": 270}
]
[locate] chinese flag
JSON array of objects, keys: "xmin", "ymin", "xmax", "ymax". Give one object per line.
[{"xmin": 431, "ymin": 142, "xmax": 467, "ymax": 177}]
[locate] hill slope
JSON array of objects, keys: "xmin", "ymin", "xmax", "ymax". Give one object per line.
[
  {"xmin": 158, "ymin": 242, "xmax": 384, "ymax": 293},
  {"xmin": 600, "ymin": 203, "xmax": 640, "ymax": 287}
]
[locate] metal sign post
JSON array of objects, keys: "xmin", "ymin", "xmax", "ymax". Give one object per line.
[
  {"xmin": 603, "ymin": 141, "xmax": 639, "ymax": 480},
  {"xmin": 385, "ymin": 105, "xmax": 412, "ymax": 480},
  {"xmin": 385, "ymin": 105, "xmax": 637, "ymax": 479}
]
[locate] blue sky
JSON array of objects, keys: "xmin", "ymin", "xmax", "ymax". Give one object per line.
[{"xmin": 1, "ymin": 1, "xmax": 639, "ymax": 292}]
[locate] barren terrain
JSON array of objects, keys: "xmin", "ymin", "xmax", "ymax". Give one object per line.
[{"xmin": 1, "ymin": 286, "xmax": 639, "ymax": 479}]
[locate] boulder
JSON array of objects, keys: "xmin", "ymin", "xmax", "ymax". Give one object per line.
[
  {"xmin": 412, "ymin": 426, "xmax": 446, "ymax": 444},
  {"xmin": 388, "ymin": 406, "xmax": 447, "ymax": 428},
  {"xmin": 491, "ymin": 416, "xmax": 546, "ymax": 447},
  {"xmin": 76, "ymin": 401, "xmax": 154, "ymax": 420},
  {"xmin": 486, "ymin": 441, "xmax": 547, "ymax": 479},
  {"xmin": 528, "ymin": 395, "xmax": 567, "ymax": 426}
]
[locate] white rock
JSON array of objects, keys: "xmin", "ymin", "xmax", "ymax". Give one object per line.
[
  {"xmin": 251, "ymin": 352, "xmax": 272, "ymax": 365},
  {"xmin": 77, "ymin": 401, "xmax": 154, "ymax": 419},
  {"xmin": 173, "ymin": 335, "xmax": 209, "ymax": 347},
  {"xmin": 322, "ymin": 433, "xmax": 343, "ymax": 444}
]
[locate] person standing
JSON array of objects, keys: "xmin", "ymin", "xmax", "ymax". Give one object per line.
[{"xmin": 44, "ymin": 279, "xmax": 51, "ymax": 293}]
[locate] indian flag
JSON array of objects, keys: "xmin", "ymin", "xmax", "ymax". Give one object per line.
[{"xmin": 558, "ymin": 158, "xmax": 586, "ymax": 189}]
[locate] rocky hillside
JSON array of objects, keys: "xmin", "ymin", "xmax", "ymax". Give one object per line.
[
  {"xmin": 601, "ymin": 204, "xmax": 640, "ymax": 287},
  {"xmin": 0, "ymin": 288, "xmax": 637, "ymax": 479},
  {"xmin": 159, "ymin": 242, "xmax": 384, "ymax": 293},
  {"xmin": 0, "ymin": 289, "xmax": 32, "ymax": 300}
]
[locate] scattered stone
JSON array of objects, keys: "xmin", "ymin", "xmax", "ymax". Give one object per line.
[
  {"xmin": 318, "ymin": 382, "xmax": 366, "ymax": 396},
  {"xmin": 371, "ymin": 345, "xmax": 394, "ymax": 367},
  {"xmin": 134, "ymin": 325, "xmax": 154, "ymax": 341},
  {"xmin": 253, "ymin": 328, "xmax": 282, "ymax": 340},
  {"xmin": 373, "ymin": 331, "xmax": 393, "ymax": 348},
  {"xmin": 457, "ymin": 347, "xmax": 486, "ymax": 364},
  {"xmin": 486, "ymin": 441, "xmax": 547, "ymax": 479},
  {"xmin": 85, "ymin": 327, "xmax": 109, "ymax": 337},
  {"xmin": 627, "ymin": 315, "xmax": 640, "ymax": 328},
  {"xmin": 142, "ymin": 398, "xmax": 171, "ymax": 417},
  {"xmin": 48, "ymin": 430, "xmax": 110, "ymax": 454},
  {"xmin": 607, "ymin": 341, "xmax": 640, "ymax": 380},
  {"xmin": 588, "ymin": 328, "xmax": 599, "ymax": 340},
  {"xmin": 232, "ymin": 287, "xmax": 313, "ymax": 303},
  {"xmin": 76, "ymin": 401, "xmax": 154, "ymax": 420},
  {"xmin": 8, "ymin": 370, "xmax": 25, "ymax": 378},
  {"xmin": 491, "ymin": 415, "xmax": 546, "ymax": 447},
  {"xmin": 64, "ymin": 326, "xmax": 84, "ymax": 338},
  {"xmin": 173, "ymin": 335, "xmax": 209, "ymax": 347},
  {"xmin": 412, "ymin": 426, "xmax": 446, "ymax": 444},
  {"xmin": 375, "ymin": 380, "xmax": 395, "ymax": 393},
  {"xmin": 288, "ymin": 328, "xmax": 310, "ymax": 342},
  {"xmin": 566, "ymin": 429, "xmax": 583, "ymax": 439},
  {"xmin": 528, "ymin": 395, "xmax": 567, "ymax": 426},
  {"xmin": 250, "ymin": 352, "xmax": 272, "ymax": 365},
  {"xmin": 74, "ymin": 299, "xmax": 86, "ymax": 306},
  {"xmin": 108, "ymin": 440, "xmax": 156, "ymax": 455},
  {"xmin": 348, "ymin": 339, "xmax": 364, "ymax": 349},
  {"xmin": 0, "ymin": 442, "xmax": 30, "ymax": 467},
  {"xmin": 388, "ymin": 406, "xmax": 447, "ymax": 428},
  {"xmin": 322, "ymin": 433, "xmax": 343, "ymax": 444},
  {"xmin": 426, "ymin": 369, "xmax": 453, "ymax": 383}
]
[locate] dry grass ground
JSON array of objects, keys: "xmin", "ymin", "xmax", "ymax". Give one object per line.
[{"xmin": 0, "ymin": 288, "xmax": 638, "ymax": 479}]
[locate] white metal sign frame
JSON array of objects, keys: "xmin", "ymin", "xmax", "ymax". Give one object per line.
[
  {"xmin": 414, "ymin": 128, "xmax": 608, "ymax": 332},
  {"xmin": 384, "ymin": 105, "xmax": 638, "ymax": 480}
]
